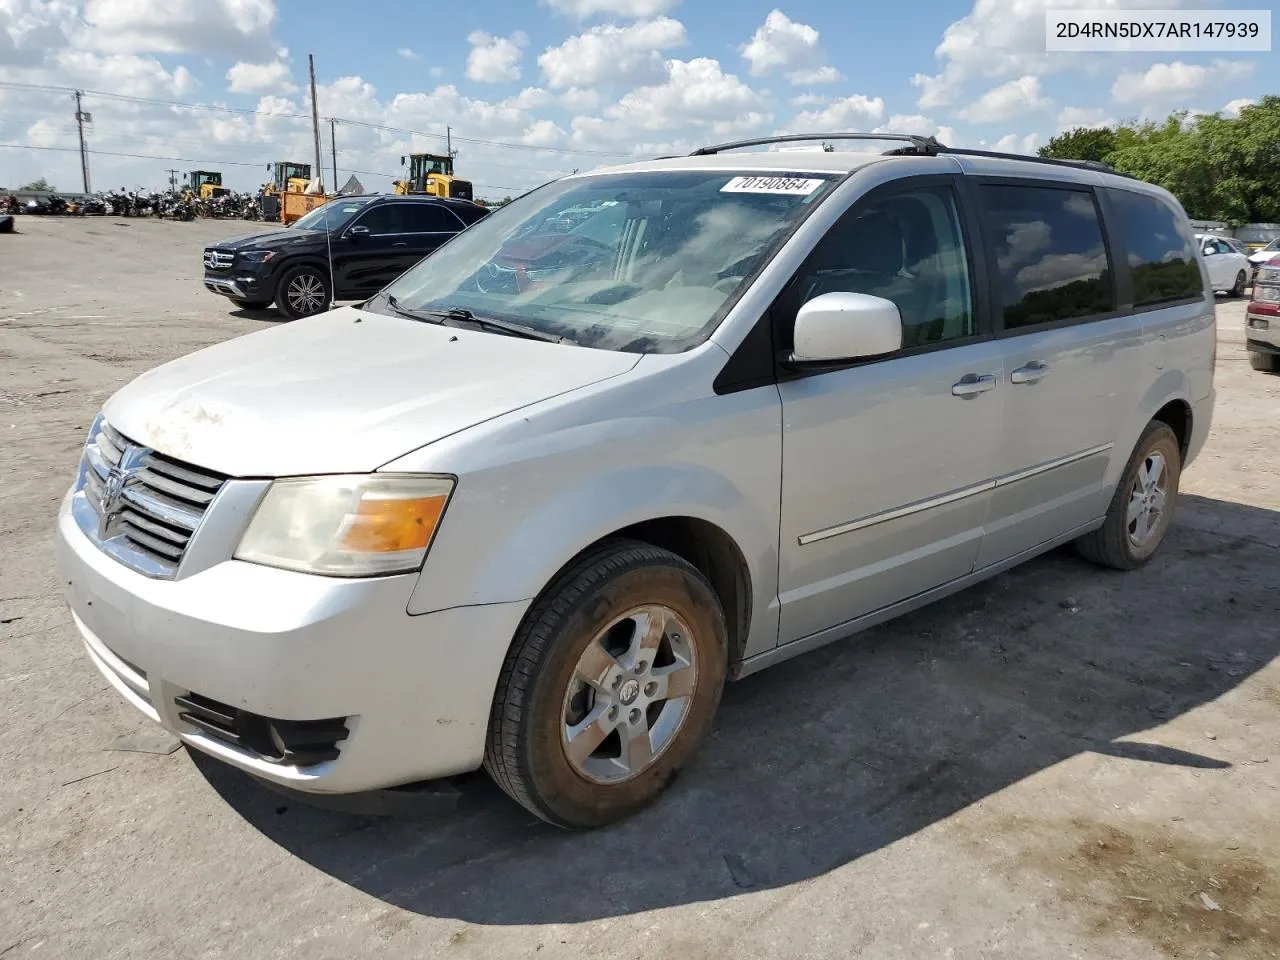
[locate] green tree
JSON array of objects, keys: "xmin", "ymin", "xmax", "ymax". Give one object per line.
[
  {"xmin": 20, "ymin": 177, "xmax": 54, "ymax": 192},
  {"xmin": 1038, "ymin": 127, "xmax": 1118, "ymax": 163}
]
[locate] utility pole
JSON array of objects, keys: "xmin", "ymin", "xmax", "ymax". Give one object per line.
[
  {"xmin": 329, "ymin": 118, "xmax": 338, "ymax": 194},
  {"xmin": 73, "ymin": 90, "xmax": 91, "ymax": 194},
  {"xmin": 447, "ymin": 125, "xmax": 453, "ymax": 160},
  {"xmin": 308, "ymin": 54, "xmax": 323, "ymax": 191},
  {"xmin": 165, "ymin": 168, "xmax": 180, "ymax": 192}
]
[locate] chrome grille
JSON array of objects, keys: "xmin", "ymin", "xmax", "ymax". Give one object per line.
[
  {"xmin": 75, "ymin": 418, "xmax": 227, "ymax": 578},
  {"xmin": 203, "ymin": 249, "xmax": 234, "ymax": 271}
]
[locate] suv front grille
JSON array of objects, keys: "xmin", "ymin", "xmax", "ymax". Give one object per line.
[
  {"xmin": 77, "ymin": 419, "xmax": 227, "ymax": 578},
  {"xmin": 203, "ymin": 249, "xmax": 234, "ymax": 272}
]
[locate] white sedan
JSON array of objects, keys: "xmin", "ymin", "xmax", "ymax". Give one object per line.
[{"xmin": 1196, "ymin": 234, "xmax": 1252, "ymax": 297}]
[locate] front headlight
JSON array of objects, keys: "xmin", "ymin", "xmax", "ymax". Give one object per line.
[
  {"xmin": 235, "ymin": 474, "xmax": 454, "ymax": 577},
  {"xmin": 1256, "ymin": 265, "xmax": 1280, "ymax": 285},
  {"xmin": 238, "ymin": 249, "xmax": 275, "ymax": 263}
]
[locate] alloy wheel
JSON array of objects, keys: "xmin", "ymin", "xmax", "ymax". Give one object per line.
[
  {"xmin": 287, "ymin": 273, "xmax": 327, "ymax": 314},
  {"xmin": 1126, "ymin": 450, "xmax": 1168, "ymax": 547},
  {"xmin": 560, "ymin": 604, "xmax": 697, "ymax": 784}
]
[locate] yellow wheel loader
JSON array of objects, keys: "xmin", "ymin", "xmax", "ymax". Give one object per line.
[{"xmin": 394, "ymin": 153, "xmax": 474, "ymax": 201}]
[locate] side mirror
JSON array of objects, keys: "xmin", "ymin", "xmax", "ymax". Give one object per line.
[
  {"xmin": 1202, "ymin": 245, "xmax": 1215, "ymax": 256},
  {"xmin": 347, "ymin": 224, "xmax": 370, "ymax": 240},
  {"xmin": 790, "ymin": 292, "xmax": 903, "ymax": 364}
]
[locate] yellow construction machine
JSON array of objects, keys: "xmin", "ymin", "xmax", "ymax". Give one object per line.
[
  {"xmin": 189, "ymin": 171, "xmax": 228, "ymax": 199},
  {"xmin": 394, "ymin": 153, "xmax": 474, "ymax": 201},
  {"xmin": 260, "ymin": 161, "xmax": 327, "ymax": 224}
]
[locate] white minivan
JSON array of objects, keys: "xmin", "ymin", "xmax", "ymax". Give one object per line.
[{"xmin": 57, "ymin": 135, "xmax": 1216, "ymax": 827}]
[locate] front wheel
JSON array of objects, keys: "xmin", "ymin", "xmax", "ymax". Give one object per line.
[
  {"xmin": 484, "ymin": 540, "xmax": 727, "ymax": 828},
  {"xmin": 1075, "ymin": 421, "xmax": 1182, "ymax": 569},
  {"xmin": 1249, "ymin": 350, "xmax": 1280, "ymax": 372},
  {"xmin": 1230, "ymin": 270, "xmax": 1247, "ymax": 298},
  {"xmin": 275, "ymin": 265, "xmax": 331, "ymax": 319}
]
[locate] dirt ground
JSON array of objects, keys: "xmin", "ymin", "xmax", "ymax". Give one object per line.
[{"xmin": 1, "ymin": 215, "xmax": 1277, "ymax": 960}]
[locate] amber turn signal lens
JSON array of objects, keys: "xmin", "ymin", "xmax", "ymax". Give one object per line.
[{"xmin": 339, "ymin": 494, "xmax": 449, "ymax": 553}]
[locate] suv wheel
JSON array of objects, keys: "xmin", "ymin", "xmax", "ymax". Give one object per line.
[
  {"xmin": 1249, "ymin": 350, "xmax": 1280, "ymax": 372},
  {"xmin": 484, "ymin": 539, "xmax": 727, "ymax": 828},
  {"xmin": 275, "ymin": 265, "xmax": 331, "ymax": 319},
  {"xmin": 1230, "ymin": 270, "xmax": 1247, "ymax": 298},
  {"xmin": 1075, "ymin": 421, "xmax": 1181, "ymax": 569}
]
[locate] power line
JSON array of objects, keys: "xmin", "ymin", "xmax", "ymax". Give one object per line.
[
  {"xmin": 0, "ymin": 143, "xmax": 532, "ymax": 194},
  {"xmin": 0, "ymin": 79, "xmax": 635, "ymax": 160}
]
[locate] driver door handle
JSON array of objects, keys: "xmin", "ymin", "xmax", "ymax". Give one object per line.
[
  {"xmin": 952, "ymin": 373, "xmax": 996, "ymax": 397},
  {"xmin": 1010, "ymin": 360, "xmax": 1049, "ymax": 384}
]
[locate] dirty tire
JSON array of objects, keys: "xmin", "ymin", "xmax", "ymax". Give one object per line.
[
  {"xmin": 274, "ymin": 264, "xmax": 331, "ymax": 320},
  {"xmin": 1248, "ymin": 350, "xmax": 1280, "ymax": 372},
  {"xmin": 1075, "ymin": 421, "xmax": 1182, "ymax": 570},
  {"xmin": 1230, "ymin": 270, "xmax": 1247, "ymax": 298},
  {"xmin": 483, "ymin": 538, "xmax": 727, "ymax": 828}
]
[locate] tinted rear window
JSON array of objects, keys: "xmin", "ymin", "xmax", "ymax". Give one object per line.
[
  {"xmin": 1108, "ymin": 189, "xmax": 1203, "ymax": 307},
  {"xmin": 980, "ymin": 184, "xmax": 1115, "ymax": 329}
]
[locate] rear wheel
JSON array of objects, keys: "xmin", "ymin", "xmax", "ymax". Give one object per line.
[
  {"xmin": 1075, "ymin": 422, "xmax": 1181, "ymax": 570},
  {"xmin": 1249, "ymin": 350, "xmax": 1280, "ymax": 372},
  {"xmin": 275, "ymin": 265, "xmax": 331, "ymax": 319},
  {"xmin": 1230, "ymin": 270, "xmax": 1247, "ymax": 298},
  {"xmin": 484, "ymin": 539, "xmax": 727, "ymax": 828}
]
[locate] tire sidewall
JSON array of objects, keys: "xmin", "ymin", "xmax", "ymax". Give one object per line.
[
  {"xmin": 275, "ymin": 265, "xmax": 331, "ymax": 319},
  {"xmin": 1117, "ymin": 426, "xmax": 1182, "ymax": 564},
  {"xmin": 521, "ymin": 562, "xmax": 727, "ymax": 827}
]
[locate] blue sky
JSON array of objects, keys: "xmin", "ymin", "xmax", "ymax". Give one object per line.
[{"xmin": 0, "ymin": 0, "xmax": 1269, "ymax": 198}]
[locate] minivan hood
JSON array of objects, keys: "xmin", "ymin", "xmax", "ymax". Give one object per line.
[{"xmin": 103, "ymin": 307, "xmax": 640, "ymax": 476}]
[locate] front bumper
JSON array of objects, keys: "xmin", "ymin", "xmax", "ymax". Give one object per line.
[
  {"xmin": 1245, "ymin": 306, "xmax": 1280, "ymax": 351},
  {"xmin": 202, "ymin": 267, "xmax": 273, "ymax": 302},
  {"xmin": 56, "ymin": 491, "xmax": 529, "ymax": 793}
]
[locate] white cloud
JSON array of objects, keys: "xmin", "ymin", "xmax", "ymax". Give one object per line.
[
  {"xmin": 789, "ymin": 93, "xmax": 885, "ymax": 131},
  {"xmin": 1056, "ymin": 105, "xmax": 1114, "ymax": 131},
  {"xmin": 791, "ymin": 93, "xmax": 829, "ymax": 106},
  {"xmin": 466, "ymin": 30, "xmax": 528, "ymax": 84},
  {"xmin": 1111, "ymin": 59, "xmax": 1255, "ymax": 104},
  {"xmin": 429, "ymin": 65, "xmax": 445, "ymax": 78},
  {"xmin": 538, "ymin": 17, "xmax": 686, "ymax": 89},
  {"xmin": 739, "ymin": 9, "xmax": 839, "ymax": 85},
  {"xmin": 1223, "ymin": 97, "xmax": 1255, "ymax": 118},
  {"xmin": 397, "ymin": 47, "xmax": 418, "ymax": 60},
  {"xmin": 541, "ymin": 0, "xmax": 678, "ymax": 18},
  {"xmin": 79, "ymin": 0, "xmax": 278, "ymax": 60},
  {"xmin": 560, "ymin": 87, "xmax": 601, "ymax": 111},
  {"xmin": 910, "ymin": 0, "xmax": 1206, "ymax": 110},
  {"xmin": 226, "ymin": 56, "xmax": 295, "ymax": 94},
  {"xmin": 786, "ymin": 65, "xmax": 841, "ymax": 85},
  {"xmin": 957, "ymin": 76, "xmax": 1051, "ymax": 123},
  {"xmin": 601, "ymin": 57, "xmax": 768, "ymax": 134},
  {"xmin": 988, "ymin": 132, "xmax": 1040, "ymax": 154}
]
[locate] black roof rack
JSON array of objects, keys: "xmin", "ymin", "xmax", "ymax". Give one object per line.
[
  {"xmin": 689, "ymin": 133, "xmax": 943, "ymax": 156},
  {"xmin": 686, "ymin": 132, "xmax": 1132, "ymax": 179}
]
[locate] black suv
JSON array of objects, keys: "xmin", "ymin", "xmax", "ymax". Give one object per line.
[{"xmin": 202, "ymin": 195, "xmax": 488, "ymax": 319}]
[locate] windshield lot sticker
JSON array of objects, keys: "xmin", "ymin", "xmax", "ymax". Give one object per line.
[{"xmin": 721, "ymin": 176, "xmax": 824, "ymax": 195}]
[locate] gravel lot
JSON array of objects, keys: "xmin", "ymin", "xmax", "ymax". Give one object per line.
[{"xmin": 2, "ymin": 215, "xmax": 1278, "ymax": 960}]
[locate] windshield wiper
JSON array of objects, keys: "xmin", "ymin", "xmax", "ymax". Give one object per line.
[
  {"xmin": 385, "ymin": 294, "xmax": 446, "ymax": 324},
  {"xmin": 420, "ymin": 304, "xmax": 568, "ymax": 344}
]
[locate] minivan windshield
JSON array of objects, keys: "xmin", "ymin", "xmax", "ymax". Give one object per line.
[
  {"xmin": 369, "ymin": 171, "xmax": 838, "ymax": 352},
  {"xmin": 292, "ymin": 197, "xmax": 372, "ymax": 232}
]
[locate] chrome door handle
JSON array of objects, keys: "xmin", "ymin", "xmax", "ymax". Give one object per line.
[
  {"xmin": 952, "ymin": 373, "xmax": 996, "ymax": 397},
  {"xmin": 1010, "ymin": 361, "xmax": 1049, "ymax": 384}
]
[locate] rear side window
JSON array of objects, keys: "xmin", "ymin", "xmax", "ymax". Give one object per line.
[
  {"xmin": 1107, "ymin": 190, "xmax": 1203, "ymax": 306},
  {"xmin": 452, "ymin": 204, "xmax": 489, "ymax": 225},
  {"xmin": 980, "ymin": 184, "xmax": 1114, "ymax": 330},
  {"xmin": 404, "ymin": 203, "xmax": 464, "ymax": 232}
]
